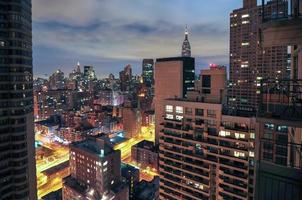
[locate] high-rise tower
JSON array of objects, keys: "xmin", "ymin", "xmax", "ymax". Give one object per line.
[
  {"xmin": 0, "ymin": 0, "xmax": 37, "ymax": 199},
  {"xmin": 228, "ymin": 0, "xmax": 288, "ymax": 114},
  {"xmin": 181, "ymin": 26, "xmax": 191, "ymax": 57},
  {"xmin": 154, "ymin": 57, "xmax": 195, "ymax": 144}
]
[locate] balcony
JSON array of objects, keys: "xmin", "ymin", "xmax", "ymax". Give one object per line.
[
  {"xmin": 258, "ymin": 79, "xmax": 302, "ymax": 126},
  {"xmin": 261, "ymin": 0, "xmax": 302, "ymax": 46},
  {"xmin": 257, "ymin": 139, "xmax": 302, "ymax": 199},
  {"xmin": 259, "ymin": 138, "xmax": 302, "ymax": 169}
]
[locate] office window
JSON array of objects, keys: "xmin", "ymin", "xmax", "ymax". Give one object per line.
[
  {"xmin": 202, "ymin": 75, "xmax": 211, "ymax": 88},
  {"xmin": 264, "ymin": 123, "xmax": 275, "ymax": 130},
  {"xmin": 219, "ymin": 130, "xmax": 230, "ymax": 137},
  {"xmin": 195, "ymin": 109, "xmax": 204, "ymax": 116},
  {"xmin": 165, "ymin": 105, "xmax": 173, "ymax": 113},
  {"xmin": 166, "ymin": 114, "xmax": 173, "ymax": 120},
  {"xmin": 176, "ymin": 115, "xmax": 183, "ymax": 121},
  {"xmin": 176, "ymin": 106, "xmax": 184, "ymax": 114},
  {"xmin": 185, "ymin": 108, "xmax": 192, "ymax": 115},
  {"xmin": 207, "ymin": 110, "xmax": 216, "ymax": 118}
]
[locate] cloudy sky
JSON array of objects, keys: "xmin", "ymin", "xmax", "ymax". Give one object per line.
[{"xmin": 32, "ymin": 0, "xmax": 245, "ymax": 78}]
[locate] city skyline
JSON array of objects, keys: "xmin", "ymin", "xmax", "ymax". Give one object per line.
[
  {"xmin": 1, "ymin": 0, "xmax": 301, "ymax": 199},
  {"xmin": 33, "ymin": 0, "xmax": 243, "ymax": 78}
]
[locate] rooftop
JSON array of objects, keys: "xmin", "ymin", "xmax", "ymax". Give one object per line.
[
  {"xmin": 133, "ymin": 140, "xmax": 156, "ymax": 152},
  {"xmin": 156, "ymin": 56, "xmax": 194, "ymax": 62},
  {"xmin": 42, "ymin": 161, "xmax": 69, "ymax": 176},
  {"xmin": 165, "ymin": 97, "xmax": 222, "ymax": 105},
  {"xmin": 63, "ymin": 176, "xmax": 88, "ymax": 195},
  {"xmin": 72, "ymin": 135, "xmax": 115, "ymax": 157},
  {"xmin": 134, "ymin": 176, "xmax": 160, "ymax": 200}
]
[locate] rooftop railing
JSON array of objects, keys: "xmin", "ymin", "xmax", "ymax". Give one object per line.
[
  {"xmin": 258, "ymin": 79, "xmax": 302, "ymax": 121},
  {"xmin": 260, "ymin": 138, "xmax": 302, "ymax": 169}
]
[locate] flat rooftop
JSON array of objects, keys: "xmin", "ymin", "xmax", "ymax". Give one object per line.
[
  {"xmin": 133, "ymin": 140, "xmax": 156, "ymax": 152},
  {"xmin": 42, "ymin": 161, "xmax": 69, "ymax": 176},
  {"xmin": 63, "ymin": 176, "xmax": 88, "ymax": 195},
  {"xmin": 165, "ymin": 97, "xmax": 222, "ymax": 105},
  {"xmin": 72, "ymin": 135, "xmax": 115, "ymax": 157},
  {"xmin": 156, "ymin": 56, "xmax": 194, "ymax": 62}
]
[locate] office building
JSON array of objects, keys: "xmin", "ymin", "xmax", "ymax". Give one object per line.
[
  {"xmin": 0, "ymin": 0, "xmax": 37, "ymax": 199},
  {"xmin": 195, "ymin": 64, "xmax": 227, "ymax": 104},
  {"xmin": 228, "ymin": 0, "xmax": 288, "ymax": 113},
  {"xmin": 62, "ymin": 135, "xmax": 128, "ymax": 200},
  {"xmin": 154, "ymin": 57, "xmax": 195, "ymax": 144},
  {"xmin": 142, "ymin": 59, "xmax": 154, "ymax": 87},
  {"xmin": 84, "ymin": 65, "xmax": 96, "ymax": 81},
  {"xmin": 131, "ymin": 140, "xmax": 158, "ymax": 171},
  {"xmin": 119, "ymin": 65, "xmax": 132, "ymax": 91},
  {"xmin": 48, "ymin": 69, "xmax": 65, "ymax": 90}
]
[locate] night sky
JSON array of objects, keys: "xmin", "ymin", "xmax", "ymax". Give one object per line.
[{"xmin": 32, "ymin": 0, "xmax": 248, "ymax": 78}]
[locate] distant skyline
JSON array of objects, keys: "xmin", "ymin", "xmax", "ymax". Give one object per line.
[{"xmin": 33, "ymin": 0, "xmax": 247, "ymax": 78}]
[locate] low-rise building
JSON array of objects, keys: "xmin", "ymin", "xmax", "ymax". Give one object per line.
[{"xmin": 131, "ymin": 140, "xmax": 158, "ymax": 171}]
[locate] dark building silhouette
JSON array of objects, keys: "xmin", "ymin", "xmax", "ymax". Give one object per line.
[
  {"xmin": 142, "ymin": 59, "xmax": 154, "ymax": 87},
  {"xmin": 0, "ymin": 0, "xmax": 37, "ymax": 199}
]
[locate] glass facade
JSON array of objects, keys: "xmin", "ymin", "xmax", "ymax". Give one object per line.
[{"xmin": 0, "ymin": 0, "xmax": 36, "ymax": 199}]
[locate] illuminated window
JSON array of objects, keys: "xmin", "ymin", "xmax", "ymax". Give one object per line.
[
  {"xmin": 241, "ymin": 64, "xmax": 249, "ymax": 68},
  {"xmin": 264, "ymin": 123, "xmax": 275, "ymax": 130},
  {"xmin": 241, "ymin": 42, "xmax": 250, "ymax": 46},
  {"xmin": 250, "ymin": 133, "xmax": 255, "ymax": 139},
  {"xmin": 103, "ymin": 168, "xmax": 107, "ymax": 172},
  {"xmin": 219, "ymin": 131, "xmax": 230, "ymax": 137},
  {"xmin": 176, "ymin": 115, "xmax": 183, "ymax": 121},
  {"xmin": 249, "ymin": 151, "xmax": 255, "ymax": 157},
  {"xmin": 242, "ymin": 14, "xmax": 249, "ymax": 18},
  {"xmin": 103, "ymin": 161, "xmax": 108, "ymax": 166},
  {"xmin": 257, "ymin": 77, "xmax": 263, "ymax": 80},
  {"xmin": 219, "ymin": 130, "xmax": 226, "ymax": 137},
  {"xmin": 165, "ymin": 105, "xmax": 173, "ymax": 113},
  {"xmin": 242, "ymin": 20, "xmax": 250, "ymax": 24},
  {"xmin": 176, "ymin": 106, "xmax": 184, "ymax": 114},
  {"xmin": 166, "ymin": 114, "xmax": 173, "ymax": 120},
  {"xmin": 234, "ymin": 151, "xmax": 245, "ymax": 158}
]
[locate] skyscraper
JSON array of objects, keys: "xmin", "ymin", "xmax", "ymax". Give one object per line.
[
  {"xmin": 228, "ymin": 0, "xmax": 288, "ymax": 113},
  {"xmin": 154, "ymin": 57, "xmax": 195, "ymax": 144},
  {"xmin": 0, "ymin": 0, "xmax": 37, "ymax": 199},
  {"xmin": 84, "ymin": 65, "xmax": 96, "ymax": 81},
  {"xmin": 119, "ymin": 65, "xmax": 132, "ymax": 91},
  {"xmin": 181, "ymin": 26, "xmax": 191, "ymax": 57},
  {"xmin": 142, "ymin": 59, "xmax": 154, "ymax": 87}
]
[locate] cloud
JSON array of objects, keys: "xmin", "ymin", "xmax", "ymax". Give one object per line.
[{"xmin": 32, "ymin": 0, "xmax": 241, "ymax": 77}]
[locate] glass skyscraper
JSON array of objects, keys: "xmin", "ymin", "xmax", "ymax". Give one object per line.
[{"xmin": 0, "ymin": 0, "xmax": 37, "ymax": 199}]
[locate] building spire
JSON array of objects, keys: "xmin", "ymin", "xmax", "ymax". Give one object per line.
[
  {"xmin": 185, "ymin": 25, "xmax": 189, "ymax": 39},
  {"xmin": 182, "ymin": 25, "xmax": 191, "ymax": 57},
  {"xmin": 76, "ymin": 61, "xmax": 81, "ymax": 73}
]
